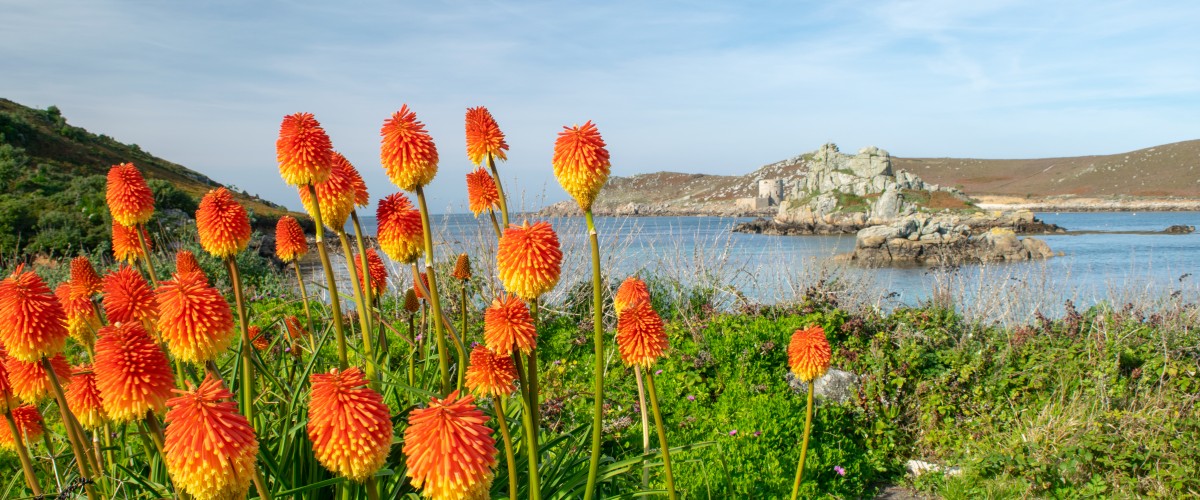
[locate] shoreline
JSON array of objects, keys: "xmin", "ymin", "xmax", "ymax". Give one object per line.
[{"xmin": 973, "ymin": 195, "xmax": 1200, "ymax": 212}]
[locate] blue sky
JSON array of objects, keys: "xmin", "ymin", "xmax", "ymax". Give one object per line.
[{"xmin": 2, "ymin": 0, "xmax": 1198, "ymax": 212}]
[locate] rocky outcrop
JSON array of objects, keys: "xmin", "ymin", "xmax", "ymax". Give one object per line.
[
  {"xmin": 1165, "ymin": 224, "xmax": 1196, "ymax": 234},
  {"xmin": 734, "ymin": 209, "xmax": 1066, "ymax": 236},
  {"xmin": 787, "ymin": 368, "xmax": 860, "ymax": 404},
  {"xmin": 836, "ymin": 218, "xmax": 1058, "ymax": 266}
]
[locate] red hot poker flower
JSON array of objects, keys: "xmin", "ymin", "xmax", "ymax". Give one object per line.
[
  {"xmin": 105, "ymin": 162, "xmax": 155, "ymax": 227},
  {"xmin": 164, "ymin": 374, "xmax": 259, "ymax": 500},
  {"xmin": 0, "ymin": 267, "xmax": 70, "ymax": 361},
  {"xmin": 276, "ymin": 112, "xmax": 334, "ymax": 187},
  {"xmin": 403, "ymin": 390, "xmax": 498, "ymax": 500}
]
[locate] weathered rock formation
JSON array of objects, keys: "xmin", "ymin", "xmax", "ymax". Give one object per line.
[
  {"xmin": 735, "ymin": 209, "xmax": 1066, "ymax": 236},
  {"xmin": 835, "ymin": 218, "xmax": 1058, "ymax": 266}
]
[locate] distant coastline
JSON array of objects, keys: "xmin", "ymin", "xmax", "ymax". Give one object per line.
[{"xmin": 974, "ymin": 195, "xmax": 1200, "ymax": 212}]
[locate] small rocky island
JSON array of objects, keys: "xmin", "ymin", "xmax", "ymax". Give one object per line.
[{"xmin": 732, "ymin": 143, "xmax": 1064, "ymax": 266}]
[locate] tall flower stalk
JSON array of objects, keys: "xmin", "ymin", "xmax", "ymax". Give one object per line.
[
  {"xmin": 275, "ymin": 216, "xmax": 315, "ymax": 335},
  {"xmin": 616, "ymin": 299, "xmax": 675, "ymax": 498},
  {"xmin": 551, "ymin": 120, "xmax": 612, "ymax": 498},
  {"xmin": 787, "ymin": 326, "xmax": 832, "ymax": 500}
]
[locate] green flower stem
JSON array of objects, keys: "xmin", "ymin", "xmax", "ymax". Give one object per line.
[
  {"xmin": 4, "ymin": 408, "xmax": 42, "ymax": 496},
  {"xmin": 350, "ymin": 211, "xmax": 379, "ymax": 329},
  {"xmin": 365, "ymin": 478, "xmax": 381, "ymax": 500},
  {"xmin": 407, "ymin": 314, "xmax": 417, "ymax": 386},
  {"xmin": 496, "ymin": 397, "xmax": 519, "ymax": 500},
  {"xmin": 487, "ymin": 154, "xmax": 510, "ymax": 228},
  {"xmin": 528, "ymin": 298, "xmax": 540, "ymax": 430},
  {"xmin": 583, "ymin": 209, "xmax": 605, "ymax": 500},
  {"xmin": 645, "ymin": 371, "xmax": 677, "ymax": 500},
  {"xmin": 43, "ymin": 357, "xmax": 98, "ymax": 500},
  {"xmin": 336, "ymin": 230, "xmax": 379, "ymax": 387},
  {"xmin": 306, "ymin": 184, "xmax": 349, "ymax": 369},
  {"xmin": 293, "ymin": 263, "xmax": 316, "ymax": 337},
  {"xmin": 513, "ymin": 355, "xmax": 542, "ymax": 500},
  {"xmin": 225, "ymin": 258, "xmax": 256, "ymax": 424},
  {"xmin": 414, "ymin": 186, "xmax": 451, "ymax": 394},
  {"xmin": 790, "ymin": 383, "xmax": 816, "ymax": 500},
  {"xmin": 135, "ymin": 223, "xmax": 159, "ymax": 286},
  {"xmin": 634, "ymin": 366, "xmax": 650, "ymax": 489},
  {"xmin": 459, "ymin": 280, "xmax": 469, "ymax": 391},
  {"xmin": 488, "ymin": 209, "xmax": 502, "ymax": 237},
  {"xmin": 410, "ymin": 261, "xmax": 468, "ymax": 392}
]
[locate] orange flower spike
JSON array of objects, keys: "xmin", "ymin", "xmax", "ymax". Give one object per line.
[
  {"xmin": 552, "ymin": 121, "xmax": 611, "ymax": 212},
  {"xmin": 482, "ymin": 294, "xmax": 537, "ymax": 357},
  {"xmin": 94, "ymin": 322, "xmax": 175, "ymax": 423},
  {"xmin": 464, "ymin": 345, "xmax": 518, "ymax": 398},
  {"xmin": 196, "ymin": 187, "xmax": 251, "ymax": 259},
  {"xmin": 376, "ymin": 193, "xmax": 423, "ymax": 264},
  {"xmin": 102, "ymin": 265, "xmax": 158, "ymax": 324},
  {"xmin": 174, "ymin": 250, "xmax": 204, "ymax": 278},
  {"xmin": 412, "ymin": 271, "xmax": 429, "ymax": 300},
  {"xmin": 250, "ymin": 326, "xmax": 271, "ymax": 351},
  {"xmin": 0, "ymin": 268, "xmax": 70, "ymax": 362},
  {"xmin": 4, "ymin": 354, "xmax": 71, "ymax": 403},
  {"xmin": 105, "ymin": 162, "xmax": 155, "ymax": 227},
  {"xmin": 403, "ymin": 390, "xmax": 498, "ymax": 500},
  {"xmin": 276, "ymin": 112, "xmax": 334, "ymax": 187},
  {"xmin": 496, "ymin": 221, "xmax": 563, "ymax": 300},
  {"xmin": 111, "ymin": 221, "xmax": 151, "ymax": 264},
  {"xmin": 284, "ymin": 315, "xmax": 307, "ymax": 339},
  {"xmin": 354, "ymin": 249, "xmax": 388, "ymax": 298},
  {"xmin": 614, "ymin": 276, "xmax": 651, "ymax": 317},
  {"xmin": 274, "ymin": 215, "xmax": 309, "ymax": 263},
  {"xmin": 65, "ymin": 365, "xmax": 106, "ymax": 430},
  {"xmin": 70, "ymin": 256, "xmax": 104, "ymax": 296},
  {"xmin": 787, "ymin": 326, "xmax": 831, "ymax": 383},
  {"xmin": 307, "ymin": 367, "xmax": 393, "ymax": 482},
  {"xmin": 380, "ymin": 104, "xmax": 439, "ymax": 191},
  {"xmin": 615, "ymin": 299, "xmax": 668, "ymax": 368},
  {"xmin": 465, "ymin": 167, "xmax": 500, "ymax": 217},
  {"xmin": 298, "ymin": 151, "xmax": 358, "ymax": 229},
  {"xmin": 465, "ymin": 106, "xmax": 509, "ymax": 166},
  {"xmin": 164, "ymin": 374, "xmax": 259, "ymax": 500},
  {"xmin": 155, "ymin": 270, "xmax": 235, "ymax": 365},
  {"xmin": 0, "ymin": 405, "xmax": 44, "ymax": 452},
  {"xmin": 55, "ymin": 283, "xmax": 99, "ymax": 345}
]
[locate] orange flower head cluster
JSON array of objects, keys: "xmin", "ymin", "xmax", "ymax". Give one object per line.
[
  {"xmin": 354, "ymin": 249, "xmax": 388, "ymax": 297},
  {"xmin": 496, "ymin": 221, "xmax": 562, "ymax": 300},
  {"xmin": 616, "ymin": 299, "xmax": 668, "ymax": 368},
  {"xmin": 465, "ymin": 106, "xmax": 509, "ymax": 166},
  {"xmin": 403, "ymin": 288, "xmax": 420, "ymax": 313},
  {"xmin": 307, "ymin": 367, "xmax": 393, "ymax": 482},
  {"xmin": 380, "ymin": 105, "xmax": 439, "ymax": 191},
  {"xmin": 70, "ymin": 256, "xmax": 104, "ymax": 296},
  {"xmin": 284, "ymin": 315, "xmax": 307, "ymax": 339},
  {"xmin": 175, "ymin": 251, "xmax": 204, "ymax": 278},
  {"xmin": 0, "ymin": 405, "xmax": 43, "ymax": 452},
  {"xmin": 65, "ymin": 365, "xmax": 107, "ymax": 430},
  {"xmin": 452, "ymin": 253, "xmax": 472, "ymax": 281},
  {"xmin": 196, "ymin": 188, "xmax": 251, "ymax": 259},
  {"xmin": 105, "ymin": 162, "xmax": 155, "ymax": 227},
  {"xmin": 111, "ymin": 221, "xmax": 151, "ymax": 264},
  {"xmin": 465, "ymin": 345, "xmax": 517, "ymax": 398},
  {"xmin": 250, "ymin": 326, "xmax": 271, "ymax": 351},
  {"xmin": 0, "ymin": 349, "xmax": 18, "ymax": 411},
  {"xmin": 155, "ymin": 269, "xmax": 235, "ymax": 365},
  {"xmin": 552, "ymin": 121, "xmax": 611, "ymax": 211},
  {"xmin": 94, "ymin": 322, "xmax": 175, "ymax": 423},
  {"xmin": 4, "ymin": 353, "xmax": 71, "ymax": 403},
  {"xmin": 483, "ymin": 294, "xmax": 536, "ymax": 357},
  {"xmin": 55, "ymin": 282, "xmax": 99, "ymax": 345},
  {"xmin": 298, "ymin": 151, "xmax": 358, "ymax": 229},
  {"xmin": 412, "ymin": 271, "xmax": 429, "ymax": 300},
  {"xmin": 165, "ymin": 374, "xmax": 259, "ymax": 500},
  {"xmin": 403, "ymin": 390, "xmax": 497, "ymax": 500},
  {"xmin": 102, "ymin": 265, "xmax": 158, "ymax": 324},
  {"xmin": 465, "ymin": 167, "xmax": 500, "ymax": 217},
  {"xmin": 376, "ymin": 193, "xmax": 424, "ymax": 264},
  {"xmin": 276, "ymin": 112, "xmax": 334, "ymax": 187},
  {"xmin": 787, "ymin": 326, "xmax": 831, "ymax": 383},
  {"xmin": 274, "ymin": 216, "xmax": 309, "ymax": 263},
  {"xmin": 0, "ymin": 268, "xmax": 70, "ymax": 361},
  {"xmin": 614, "ymin": 276, "xmax": 651, "ymax": 316}
]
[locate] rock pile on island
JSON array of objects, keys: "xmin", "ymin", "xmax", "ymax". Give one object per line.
[{"xmin": 835, "ymin": 217, "xmax": 1057, "ymax": 266}]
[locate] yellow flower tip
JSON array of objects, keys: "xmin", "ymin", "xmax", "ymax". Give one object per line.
[
  {"xmin": 101, "ymin": 265, "xmax": 158, "ymax": 324},
  {"xmin": 787, "ymin": 326, "xmax": 831, "ymax": 383},
  {"xmin": 465, "ymin": 167, "xmax": 500, "ymax": 217},
  {"xmin": 616, "ymin": 299, "xmax": 668, "ymax": 368},
  {"xmin": 155, "ymin": 270, "xmax": 235, "ymax": 365},
  {"xmin": 94, "ymin": 322, "xmax": 175, "ymax": 424},
  {"xmin": 403, "ymin": 390, "xmax": 498, "ymax": 500},
  {"xmin": 55, "ymin": 282, "xmax": 98, "ymax": 346},
  {"xmin": 552, "ymin": 120, "xmax": 611, "ymax": 212},
  {"xmin": 111, "ymin": 221, "xmax": 151, "ymax": 264},
  {"xmin": 277, "ymin": 112, "xmax": 334, "ymax": 187},
  {"xmin": 483, "ymin": 294, "xmax": 537, "ymax": 357},
  {"xmin": 106, "ymin": 162, "xmax": 155, "ymax": 227},
  {"xmin": 380, "ymin": 105, "xmax": 439, "ymax": 191},
  {"xmin": 376, "ymin": 192, "xmax": 424, "ymax": 264},
  {"xmin": 3, "ymin": 353, "xmax": 71, "ymax": 404},
  {"xmin": 298, "ymin": 151, "xmax": 359, "ymax": 229},
  {"xmin": 164, "ymin": 374, "xmax": 258, "ymax": 500},
  {"xmin": 0, "ymin": 267, "xmax": 70, "ymax": 362},
  {"xmin": 196, "ymin": 187, "xmax": 251, "ymax": 259},
  {"xmin": 465, "ymin": 106, "xmax": 509, "ymax": 166},
  {"xmin": 307, "ymin": 367, "xmax": 393, "ymax": 482},
  {"xmin": 465, "ymin": 345, "xmax": 518, "ymax": 398},
  {"xmin": 614, "ymin": 276, "xmax": 651, "ymax": 316},
  {"xmin": 496, "ymin": 221, "xmax": 563, "ymax": 300},
  {"xmin": 66, "ymin": 364, "xmax": 108, "ymax": 431}
]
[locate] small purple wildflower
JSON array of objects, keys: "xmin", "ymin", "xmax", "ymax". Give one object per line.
[
  {"xmin": 284, "ymin": 347, "xmax": 291, "ymax": 353},
  {"xmin": 686, "ymin": 395, "xmax": 695, "ymax": 401},
  {"xmin": 655, "ymin": 369, "xmax": 663, "ymax": 375},
  {"xmin": 753, "ymin": 431, "xmax": 761, "ymax": 437},
  {"xmin": 834, "ymin": 465, "xmax": 846, "ymax": 476},
  {"xmin": 728, "ymin": 429, "xmax": 737, "ymax": 436}
]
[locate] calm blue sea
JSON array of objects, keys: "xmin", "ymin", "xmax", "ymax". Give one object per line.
[{"xmin": 348, "ymin": 211, "xmax": 1200, "ymax": 318}]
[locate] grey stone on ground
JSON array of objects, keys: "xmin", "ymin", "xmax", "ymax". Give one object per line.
[{"xmin": 787, "ymin": 368, "xmax": 860, "ymax": 404}]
